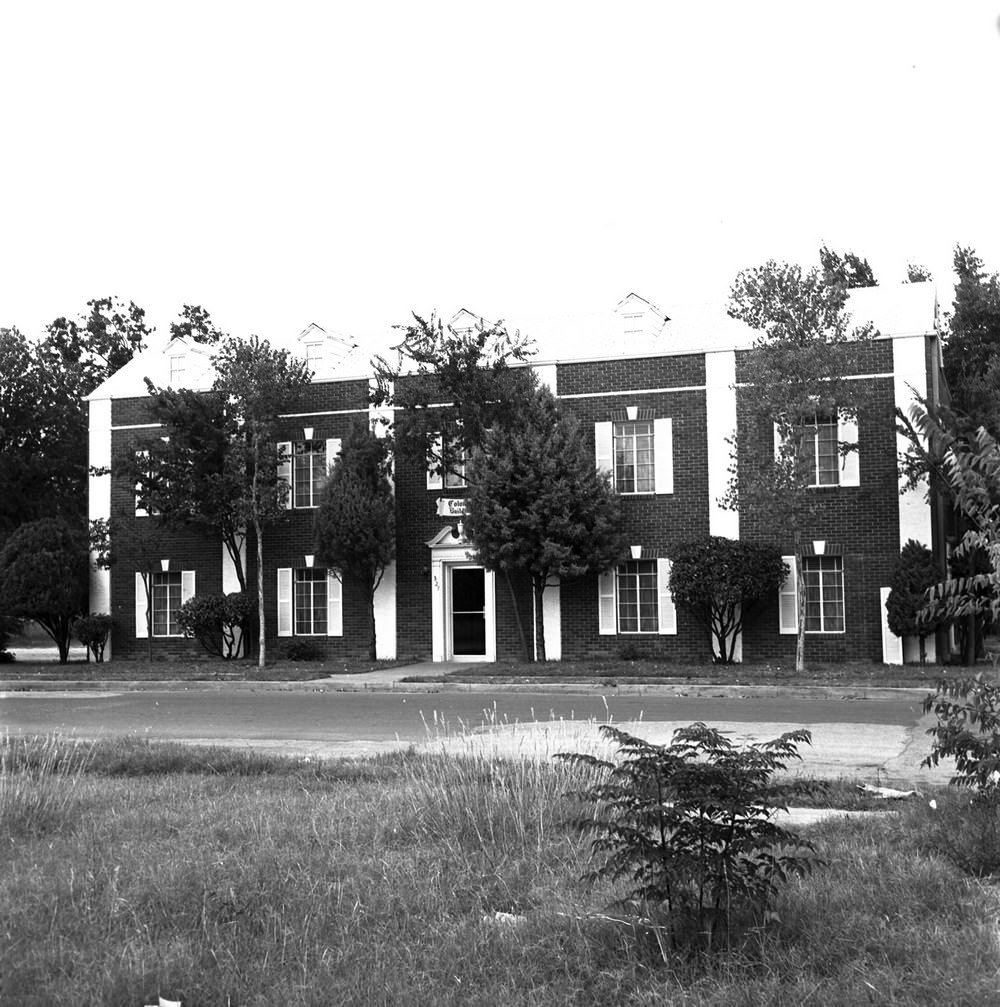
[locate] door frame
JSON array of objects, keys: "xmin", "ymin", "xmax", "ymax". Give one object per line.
[{"xmin": 427, "ymin": 526, "xmax": 496, "ymax": 662}]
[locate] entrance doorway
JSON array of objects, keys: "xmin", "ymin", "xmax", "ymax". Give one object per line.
[{"xmin": 450, "ymin": 566, "xmax": 486, "ymax": 658}]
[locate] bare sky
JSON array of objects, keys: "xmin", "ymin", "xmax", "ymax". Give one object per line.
[{"xmin": 2, "ymin": 1, "xmax": 998, "ymax": 350}]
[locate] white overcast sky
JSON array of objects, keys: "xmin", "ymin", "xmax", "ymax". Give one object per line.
[{"xmin": 2, "ymin": 1, "xmax": 999, "ymax": 351}]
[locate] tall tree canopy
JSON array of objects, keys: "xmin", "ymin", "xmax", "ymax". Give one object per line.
[
  {"xmin": 212, "ymin": 336, "xmax": 312, "ymax": 666},
  {"xmin": 819, "ymin": 245, "xmax": 878, "ymax": 290},
  {"xmin": 372, "ymin": 312, "xmax": 535, "ymax": 483},
  {"xmin": 463, "ymin": 380, "xmax": 626, "ymax": 661},
  {"xmin": 313, "ymin": 422, "xmax": 395, "ymax": 659},
  {"xmin": 725, "ymin": 260, "xmax": 876, "ymax": 671}
]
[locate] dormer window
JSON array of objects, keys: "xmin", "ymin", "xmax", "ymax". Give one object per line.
[
  {"xmin": 305, "ymin": 341, "xmax": 324, "ymax": 366},
  {"xmin": 622, "ymin": 313, "xmax": 644, "ymax": 336},
  {"xmin": 169, "ymin": 354, "xmax": 185, "ymax": 385}
]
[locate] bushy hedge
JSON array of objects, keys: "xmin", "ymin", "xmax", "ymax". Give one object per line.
[{"xmin": 176, "ymin": 592, "xmax": 255, "ymax": 659}]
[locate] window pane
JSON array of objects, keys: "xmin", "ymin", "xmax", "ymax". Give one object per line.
[
  {"xmin": 294, "ymin": 568, "xmax": 328, "ymax": 635},
  {"xmin": 803, "ymin": 556, "xmax": 844, "ymax": 633},
  {"xmin": 617, "ymin": 561, "xmax": 659, "ymax": 633},
  {"xmin": 815, "ymin": 419, "xmax": 839, "ymax": 485},
  {"xmin": 293, "ymin": 440, "xmax": 325, "ymax": 508},
  {"xmin": 152, "ymin": 572, "xmax": 182, "ymax": 637},
  {"xmin": 614, "ymin": 421, "xmax": 655, "ymax": 494}
]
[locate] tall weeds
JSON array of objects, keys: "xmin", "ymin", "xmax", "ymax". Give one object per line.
[{"xmin": 0, "ymin": 733, "xmax": 93, "ymax": 838}]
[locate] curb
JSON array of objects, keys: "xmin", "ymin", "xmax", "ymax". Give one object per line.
[{"xmin": 0, "ymin": 677, "xmax": 932, "ymax": 702}]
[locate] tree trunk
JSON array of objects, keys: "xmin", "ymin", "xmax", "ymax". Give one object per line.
[
  {"xmin": 533, "ymin": 577, "xmax": 546, "ymax": 662},
  {"xmin": 503, "ymin": 570, "xmax": 530, "ymax": 662},
  {"xmin": 256, "ymin": 520, "xmax": 266, "ymax": 668},
  {"xmin": 145, "ymin": 574, "xmax": 153, "ymax": 662}
]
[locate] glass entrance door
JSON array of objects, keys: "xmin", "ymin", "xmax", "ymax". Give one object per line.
[{"xmin": 450, "ymin": 566, "xmax": 487, "ymax": 657}]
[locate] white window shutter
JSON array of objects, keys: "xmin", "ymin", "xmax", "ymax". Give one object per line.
[
  {"xmin": 598, "ymin": 569, "xmax": 617, "ymax": 634},
  {"xmin": 839, "ymin": 415, "xmax": 860, "ymax": 486},
  {"xmin": 773, "ymin": 422, "xmax": 783, "ymax": 463},
  {"xmin": 779, "ymin": 555, "xmax": 798, "ymax": 634},
  {"xmin": 277, "ymin": 568, "xmax": 292, "ymax": 637},
  {"xmin": 880, "ymin": 586, "xmax": 903, "ymax": 665},
  {"xmin": 181, "ymin": 570, "xmax": 195, "ymax": 604},
  {"xmin": 595, "ymin": 422, "xmax": 613, "ymax": 477},
  {"xmin": 657, "ymin": 558, "xmax": 677, "ymax": 634},
  {"xmin": 426, "ymin": 434, "xmax": 443, "ymax": 490},
  {"xmin": 654, "ymin": 418, "xmax": 673, "ymax": 495},
  {"xmin": 326, "ymin": 438, "xmax": 341, "ymax": 477},
  {"xmin": 327, "ymin": 569, "xmax": 343, "ymax": 637},
  {"xmin": 135, "ymin": 573, "xmax": 148, "ymax": 638},
  {"xmin": 277, "ymin": 442, "xmax": 292, "ymax": 509}
]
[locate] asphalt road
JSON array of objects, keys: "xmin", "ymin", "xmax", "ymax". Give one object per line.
[{"xmin": 0, "ymin": 688, "xmax": 938, "ymax": 779}]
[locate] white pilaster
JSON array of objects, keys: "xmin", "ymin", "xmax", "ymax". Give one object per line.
[
  {"xmin": 541, "ymin": 576, "xmax": 561, "ymax": 661},
  {"xmin": 374, "ymin": 560, "xmax": 397, "ymax": 659},
  {"xmin": 894, "ymin": 334, "xmax": 933, "ymax": 547},
  {"xmin": 705, "ymin": 349, "xmax": 739, "ymax": 539},
  {"xmin": 88, "ymin": 399, "xmax": 112, "ymax": 650}
]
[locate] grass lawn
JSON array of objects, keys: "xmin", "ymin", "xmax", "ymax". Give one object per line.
[
  {"xmin": 3, "ymin": 735, "xmax": 1000, "ymax": 1005},
  {"xmin": 1, "ymin": 652, "xmax": 958, "ymax": 688},
  {"xmin": 423, "ymin": 657, "xmax": 951, "ymax": 689},
  {"xmin": 0, "ymin": 656, "xmax": 409, "ymax": 682}
]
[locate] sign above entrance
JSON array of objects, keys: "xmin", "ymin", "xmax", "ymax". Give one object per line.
[{"xmin": 436, "ymin": 497, "xmax": 468, "ymax": 518}]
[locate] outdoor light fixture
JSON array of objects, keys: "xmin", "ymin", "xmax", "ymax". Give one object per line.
[{"xmin": 813, "ymin": 540, "xmax": 826, "ymax": 556}]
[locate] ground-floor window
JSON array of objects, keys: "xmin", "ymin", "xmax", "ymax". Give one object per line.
[
  {"xmin": 294, "ymin": 568, "xmax": 328, "ymax": 635},
  {"xmin": 152, "ymin": 571, "xmax": 183, "ymax": 636},
  {"xmin": 599, "ymin": 558, "xmax": 675, "ymax": 636},
  {"xmin": 616, "ymin": 560, "xmax": 659, "ymax": 633},
  {"xmin": 803, "ymin": 556, "xmax": 845, "ymax": 633}
]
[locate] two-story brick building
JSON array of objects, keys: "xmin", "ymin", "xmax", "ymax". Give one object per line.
[{"xmin": 87, "ymin": 284, "xmax": 944, "ymax": 665}]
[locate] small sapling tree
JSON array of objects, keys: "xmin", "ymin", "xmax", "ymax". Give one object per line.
[
  {"xmin": 558, "ymin": 724, "xmax": 823, "ymax": 954},
  {"xmin": 313, "ymin": 422, "xmax": 395, "ymax": 660},
  {"xmin": 668, "ymin": 537, "xmax": 787, "ymax": 663}
]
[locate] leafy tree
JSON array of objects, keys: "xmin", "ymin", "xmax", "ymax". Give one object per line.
[
  {"xmin": 819, "ymin": 245, "xmax": 877, "ymax": 289},
  {"xmin": 169, "ymin": 303, "xmax": 225, "ymax": 345},
  {"xmin": 558, "ymin": 724, "xmax": 822, "ymax": 953},
  {"xmin": 943, "ymin": 246, "xmax": 1000, "ymax": 434},
  {"xmin": 0, "ymin": 518, "xmax": 88, "ymax": 663},
  {"xmin": 125, "ymin": 383, "xmax": 250, "ymax": 597},
  {"xmin": 906, "ymin": 263, "xmax": 933, "ymax": 283},
  {"xmin": 463, "ymin": 381, "xmax": 626, "ymax": 661},
  {"xmin": 372, "ymin": 312, "xmax": 535, "ymax": 484},
  {"xmin": 73, "ymin": 614, "xmax": 113, "ymax": 663},
  {"xmin": 724, "ymin": 260, "xmax": 876, "ymax": 672},
  {"xmin": 313, "ymin": 422, "xmax": 396, "ymax": 659},
  {"xmin": 668, "ymin": 537, "xmax": 787, "ymax": 664},
  {"xmin": 886, "ymin": 539, "xmax": 942, "ymax": 664},
  {"xmin": 212, "ymin": 336, "xmax": 311, "ymax": 667}
]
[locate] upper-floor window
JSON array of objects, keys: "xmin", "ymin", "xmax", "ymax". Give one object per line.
[
  {"xmin": 293, "ymin": 440, "xmax": 327, "ymax": 508},
  {"xmin": 304, "ymin": 342, "xmax": 323, "ymax": 366},
  {"xmin": 427, "ymin": 435, "xmax": 467, "ymax": 490},
  {"xmin": 614, "ymin": 421, "xmax": 655, "ymax": 494},
  {"xmin": 774, "ymin": 411, "xmax": 860, "ymax": 488},
  {"xmin": 595, "ymin": 416, "xmax": 673, "ymax": 495}
]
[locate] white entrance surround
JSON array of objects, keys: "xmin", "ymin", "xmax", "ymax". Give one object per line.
[{"xmin": 427, "ymin": 526, "xmax": 496, "ymax": 662}]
